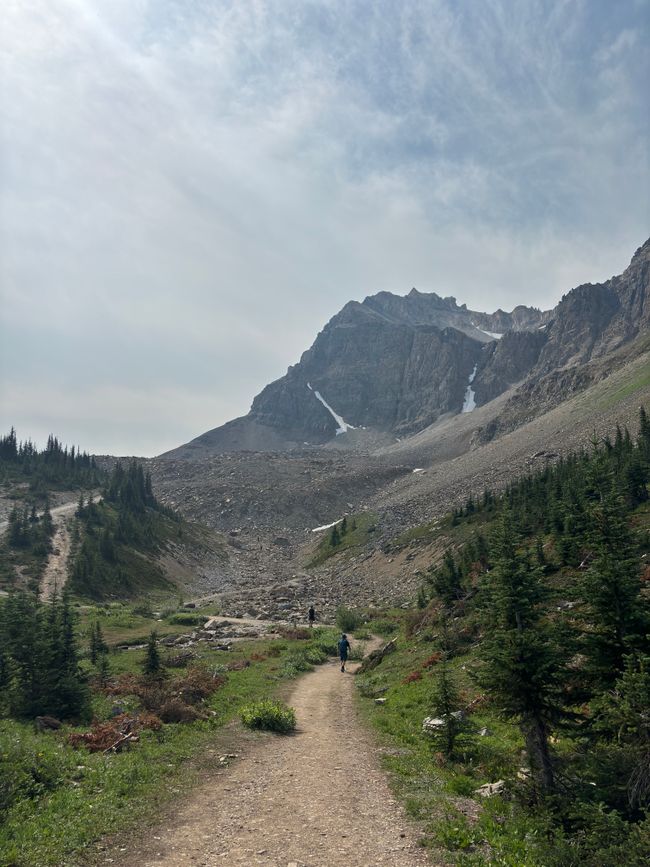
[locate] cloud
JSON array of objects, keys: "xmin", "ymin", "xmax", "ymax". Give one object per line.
[{"xmin": 1, "ymin": 0, "xmax": 648, "ymax": 455}]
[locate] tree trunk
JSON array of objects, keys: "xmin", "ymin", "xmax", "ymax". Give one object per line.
[{"xmin": 522, "ymin": 714, "xmax": 555, "ymax": 793}]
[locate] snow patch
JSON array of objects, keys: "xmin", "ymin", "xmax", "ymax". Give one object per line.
[
  {"xmin": 311, "ymin": 519, "xmax": 342, "ymax": 533},
  {"xmin": 307, "ymin": 383, "xmax": 355, "ymax": 435},
  {"xmin": 480, "ymin": 329, "xmax": 503, "ymax": 340},
  {"xmin": 412, "ymin": 468, "xmax": 426, "ymax": 474},
  {"xmin": 471, "ymin": 322, "xmax": 503, "ymax": 340},
  {"xmin": 461, "ymin": 364, "xmax": 478, "ymax": 413}
]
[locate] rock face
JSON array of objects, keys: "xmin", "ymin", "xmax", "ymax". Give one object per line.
[{"xmin": 164, "ymin": 238, "xmax": 649, "ymax": 458}]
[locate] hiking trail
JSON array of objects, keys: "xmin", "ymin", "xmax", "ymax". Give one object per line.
[{"xmin": 111, "ymin": 648, "xmax": 434, "ymax": 867}]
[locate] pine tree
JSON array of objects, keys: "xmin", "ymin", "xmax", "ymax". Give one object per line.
[
  {"xmin": 477, "ymin": 509, "xmax": 567, "ymax": 793},
  {"xmin": 583, "ymin": 487, "xmax": 649, "ymax": 682},
  {"xmin": 142, "ymin": 630, "xmax": 162, "ymax": 678},
  {"xmin": 330, "ymin": 525, "xmax": 341, "ymax": 547},
  {"xmin": 432, "ymin": 550, "xmax": 462, "ymax": 605},
  {"xmin": 430, "ymin": 658, "xmax": 464, "ymax": 759}
]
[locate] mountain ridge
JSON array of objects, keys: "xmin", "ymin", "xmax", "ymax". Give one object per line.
[{"xmin": 163, "ymin": 237, "xmax": 649, "ymax": 459}]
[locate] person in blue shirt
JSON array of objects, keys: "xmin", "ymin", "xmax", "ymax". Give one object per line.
[{"xmin": 338, "ymin": 633, "xmax": 351, "ymax": 672}]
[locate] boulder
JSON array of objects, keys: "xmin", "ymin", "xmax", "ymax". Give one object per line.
[{"xmin": 475, "ymin": 780, "xmax": 506, "ymax": 798}]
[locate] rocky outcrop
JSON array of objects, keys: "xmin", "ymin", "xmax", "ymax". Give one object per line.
[
  {"xmin": 251, "ymin": 322, "xmax": 484, "ymax": 441},
  {"xmin": 534, "ymin": 238, "xmax": 649, "ymax": 375},
  {"xmin": 474, "ymin": 330, "xmax": 548, "ymax": 404}
]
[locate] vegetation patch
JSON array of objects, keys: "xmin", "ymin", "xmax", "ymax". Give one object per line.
[
  {"xmin": 306, "ymin": 511, "xmax": 378, "ymax": 567},
  {"xmin": 240, "ymin": 699, "xmax": 296, "ymax": 733},
  {"xmin": 356, "ymin": 410, "xmax": 650, "ymax": 866}
]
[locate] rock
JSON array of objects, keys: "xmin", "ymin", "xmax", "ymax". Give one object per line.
[
  {"xmin": 475, "ymin": 780, "xmax": 506, "ymax": 798},
  {"xmin": 478, "ymin": 727, "xmax": 492, "ymax": 737},
  {"xmin": 422, "ymin": 717, "xmax": 445, "ymax": 733},
  {"xmin": 183, "ymin": 602, "xmax": 196, "ymax": 609},
  {"xmin": 375, "ymin": 698, "xmax": 387, "ymax": 705},
  {"xmin": 358, "ymin": 639, "xmax": 397, "ymax": 673}
]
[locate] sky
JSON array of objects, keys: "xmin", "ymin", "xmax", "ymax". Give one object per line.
[{"xmin": 1, "ymin": 0, "xmax": 648, "ymax": 457}]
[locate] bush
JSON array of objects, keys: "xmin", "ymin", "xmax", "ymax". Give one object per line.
[
  {"xmin": 303, "ymin": 645, "xmax": 328, "ymax": 665},
  {"xmin": 369, "ymin": 618, "xmax": 398, "ymax": 637},
  {"xmin": 167, "ymin": 613, "xmax": 209, "ymax": 626},
  {"xmin": 336, "ymin": 606, "xmax": 363, "ymax": 632},
  {"xmin": 280, "ymin": 651, "xmax": 313, "ymax": 679},
  {"xmin": 172, "ymin": 666, "xmax": 226, "ymax": 705},
  {"xmin": 159, "ymin": 699, "xmax": 203, "ymax": 724},
  {"xmin": 311, "ymin": 629, "xmax": 339, "ymax": 656},
  {"xmin": 277, "ymin": 626, "xmax": 311, "ymax": 640},
  {"xmin": 240, "ymin": 700, "xmax": 296, "ymax": 734}
]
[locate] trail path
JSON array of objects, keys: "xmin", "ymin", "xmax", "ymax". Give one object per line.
[
  {"xmin": 114, "ymin": 653, "xmax": 433, "ymax": 867},
  {"xmin": 40, "ymin": 501, "xmax": 78, "ymax": 600}
]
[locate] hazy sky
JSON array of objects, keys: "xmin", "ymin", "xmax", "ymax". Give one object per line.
[{"xmin": 1, "ymin": 0, "xmax": 648, "ymax": 456}]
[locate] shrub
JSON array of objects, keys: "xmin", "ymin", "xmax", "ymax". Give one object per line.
[
  {"xmin": 403, "ymin": 670, "xmax": 423, "ymax": 684},
  {"xmin": 280, "ymin": 650, "xmax": 313, "ymax": 679},
  {"xmin": 159, "ymin": 699, "xmax": 202, "ymax": 724},
  {"xmin": 369, "ymin": 618, "xmax": 398, "ymax": 637},
  {"xmin": 167, "ymin": 613, "xmax": 209, "ymax": 626},
  {"xmin": 336, "ymin": 606, "xmax": 363, "ymax": 632},
  {"xmin": 422, "ymin": 652, "xmax": 443, "ymax": 669},
  {"xmin": 240, "ymin": 700, "xmax": 296, "ymax": 734},
  {"xmin": 172, "ymin": 666, "xmax": 226, "ymax": 705},
  {"xmin": 277, "ymin": 626, "xmax": 311, "ymax": 640},
  {"xmin": 303, "ymin": 645, "xmax": 328, "ymax": 665}
]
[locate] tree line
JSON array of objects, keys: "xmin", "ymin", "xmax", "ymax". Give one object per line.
[
  {"xmin": 0, "ymin": 428, "xmax": 105, "ymax": 495},
  {"xmin": 70, "ymin": 460, "xmax": 177, "ymax": 598}
]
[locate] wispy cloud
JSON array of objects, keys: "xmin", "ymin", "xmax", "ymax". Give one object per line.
[{"xmin": 1, "ymin": 0, "xmax": 648, "ymax": 454}]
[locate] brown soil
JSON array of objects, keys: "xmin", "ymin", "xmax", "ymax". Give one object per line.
[{"xmin": 111, "ymin": 655, "xmax": 436, "ymax": 867}]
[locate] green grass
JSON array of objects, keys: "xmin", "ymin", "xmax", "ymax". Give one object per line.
[
  {"xmin": 354, "ymin": 614, "xmax": 546, "ymax": 863},
  {"xmin": 600, "ymin": 366, "xmax": 650, "ymax": 407},
  {"xmin": 306, "ymin": 511, "xmax": 378, "ymax": 567}
]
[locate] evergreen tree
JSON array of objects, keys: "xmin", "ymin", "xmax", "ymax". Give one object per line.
[
  {"xmin": 431, "ymin": 550, "xmax": 463, "ymax": 605},
  {"xmin": 430, "ymin": 658, "xmax": 464, "ymax": 759},
  {"xmin": 330, "ymin": 525, "xmax": 341, "ymax": 547},
  {"xmin": 583, "ymin": 487, "xmax": 649, "ymax": 682},
  {"xmin": 477, "ymin": 509, "xmax": 567, "ymax": 793},
  {"xmin": 142, "ymin": 630, "xmax": 162, "ymax": 678}
]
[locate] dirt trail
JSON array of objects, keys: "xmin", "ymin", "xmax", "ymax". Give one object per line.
[
  {"xmin": 39, "ymin": 501, "xmax": 80, "ymax": 600},
  {"xmin": 114, "ymin": 654, "xmax": 433, "ymax": 867}
]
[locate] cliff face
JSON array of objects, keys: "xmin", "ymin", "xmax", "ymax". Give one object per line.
[
  {"xmin": 165, "ymin": 239, "xmax": 649, "ymax": 457},
  {"xmin": 251, "ymin": 321, "xmax": 483, "ymax": 440},
  {"xmin": 533, "ymin": 239, "xmax": 649, "ymax": 375}
]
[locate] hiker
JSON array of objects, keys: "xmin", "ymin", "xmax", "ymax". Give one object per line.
[
  {"xmin": 338, "ymin": 632, "xmax": 351, "ymax": 672},
  {"xmin": 308, "ymin": 605, "xmax": 316, "ymax": 627}
]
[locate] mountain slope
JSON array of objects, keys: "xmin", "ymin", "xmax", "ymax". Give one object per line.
[{"xmin": 166, "ymin": 238, "xmax": 648, "ymax": 459}]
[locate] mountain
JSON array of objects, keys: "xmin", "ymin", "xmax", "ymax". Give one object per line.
[
  {"xmin": 165, "ymin": 238, "xmax": 648, "ymax": 459},
  {"xmin": 144, "ymin": 238, "xmax": 650, "ymax": 625}
]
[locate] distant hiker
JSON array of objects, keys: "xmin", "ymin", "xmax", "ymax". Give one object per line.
[
  {"xmin": 338, "ymin": 633, "xmax": 351, "ymax": 672},
  {"xmin": 308, "ymin": 605, "xmax": 316, "ymax": 627}
]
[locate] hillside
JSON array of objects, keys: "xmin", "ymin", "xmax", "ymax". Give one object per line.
[{"xmin": 0, "ymin": 433, "xmax": 231, "ymax": 602}]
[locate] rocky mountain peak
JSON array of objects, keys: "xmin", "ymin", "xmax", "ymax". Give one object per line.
[{"xmin": 165, "ymin": 239, "xmax": 649, "ymax": 458}]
